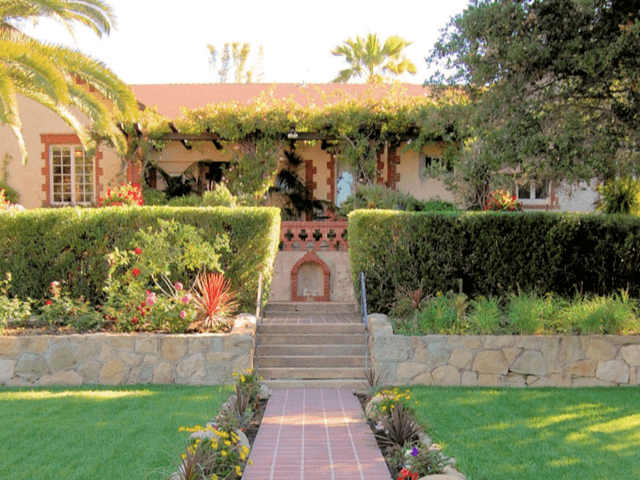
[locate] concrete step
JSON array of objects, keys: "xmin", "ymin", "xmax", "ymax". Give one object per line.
[
  {"xmin": 264, "ymin": 302, "xmax": 359, "ymax": 314},
  {"xmin": 262, "ymin": 379, "xmax": 371, "ymax": 389},
  {"xmin": 257, "ymin": 333, "xmax": 366, "ymax": 345},
  {"xmin": 258, "ymin": 367, "xmax": 367, "ymax": 380},
  {"xmin": 257, "ymin": 323, "xmax": 365, "ymax": 334},
  {"xmin": 256, "ymin": 355, "xmax": 366, "ymax": 368},
  {"xmin": 256, "ymin": 344, "xmax": 367, "ymax": 356}
]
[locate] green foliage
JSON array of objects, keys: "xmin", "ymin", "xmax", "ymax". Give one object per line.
[
  {"xmin": 428, "ymin": 0, "xmax": 640, "ymax": 196},
  {"xmin": 374, "ymin": 402, "xmax": 422, "ymax": 451},
  {"xmin": 506, "ymin": 292, "xmax": 555, "ymax": 334},
  {"xmin": 0, "ymin": 207, "xmax": 280, "ymax": 312},
  {"xmin": 39, "ymin": 280, "xmax": 102, "ymax": 331},
  {"xmin": 349, "ymin": 210, "xmax": 640, "ymax": 314},
  {"xmin": 467, "ymin": 296, "xmax": 502, "ymax": 334},
  {"xmin": 337, "ymin": 184, "xmax": 457, "ymax": 216},
  {"xmin": 0, "ymin": 181, "xmax": 19, "ymax": 204},
  {"xmin": 141, "ymin": 187, "xmax": 167, "ymax": 205},
  {"xmin": 0, "ymin": 272, "xmax": 31, "ymax": 330},
  {"xmin": 564, "ymin": 291, "xmax": 639, "ymax": 334},
  {"xmin": 208, "ymin": 42, "xmax": 265, "ymax": 83},
  {"xmin": 597, "ymin": 177, "xmax": 640, "ymax": 215}
]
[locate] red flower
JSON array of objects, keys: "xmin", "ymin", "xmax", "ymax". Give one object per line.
[
  {"xmin": 132, "ymin": 268, "xmax": 141, "ymax": 277},
  {"xmin": 45, "ymin": 300, "xmax": 52, "ymax": 306},
  {"xmin": 131, "ymin": 318, "xmax": 138, "ymax": 324},
  {"xmin": 134, "ymin": 247, "xmax": 142, "ymax": 255}
]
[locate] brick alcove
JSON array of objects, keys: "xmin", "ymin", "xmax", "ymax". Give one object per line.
[{"xmin": 290, "ymin": 251, "xmax": 330, "ymax": 302}]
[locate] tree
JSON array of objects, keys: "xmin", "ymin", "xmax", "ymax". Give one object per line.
[
  {"xmin": 207, "ymin": 42, "xmax": 264, "ymax": 83},
  {"xmin": 0, "ymin": 0, "xmax": 138, "ymax": 165},
  {"xmin": 331, "ymin": 33, "xmax": 417, "ymax": 83},
  {"xmin": 428, "ymin": 0, "xmax": 640, "ymax": 202}
]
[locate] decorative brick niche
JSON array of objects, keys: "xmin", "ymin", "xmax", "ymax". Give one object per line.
[{"xmin": 290, "ymin": 251, "xmax": 330, "ymax": 302}]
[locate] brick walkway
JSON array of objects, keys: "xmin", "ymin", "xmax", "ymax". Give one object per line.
[{"xmin": 242, "ymin": 388, "xmax": 392, "ymax": 480}]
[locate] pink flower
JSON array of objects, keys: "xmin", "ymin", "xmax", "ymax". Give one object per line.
[
  {"xmin": 181, "ymin": 294, "xmax": 191, "ymax": 304},
  {"xmin": 146, "ymin": 292, "xmax": 156, "ymax": 307},
  {"xmin": 179, "ymin": 310, "xmax": 186, "ymax": 319},
  {"xmin": 174, "ymin": 282, "xmax": 183, "ymax": 291}
]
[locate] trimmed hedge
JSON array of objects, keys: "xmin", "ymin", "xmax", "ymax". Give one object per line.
[
  {"xmin": 349, "ymin": 210, "xmax": 640, "ymax": 314},
  {"xmin": 0, "ymin": 207, "xmax": 280, "ymax": 311}
]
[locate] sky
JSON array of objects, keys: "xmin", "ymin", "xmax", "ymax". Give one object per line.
[{"xmin": 21, "ymin": 0, "xmax": 471, "ymax": 85}]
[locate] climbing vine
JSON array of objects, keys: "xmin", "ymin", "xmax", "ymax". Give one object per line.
[{"xmin": 121, "ymin": 84, "xmax": 467, "ymax": 198}]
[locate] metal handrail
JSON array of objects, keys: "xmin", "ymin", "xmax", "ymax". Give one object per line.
[
  {"xmin": 256, "ymin": 272, "xmax": 264, "ymax": 324},
  {"xmin": 360, "ymin": 272, "xmax": 368, "ymax": 329}
]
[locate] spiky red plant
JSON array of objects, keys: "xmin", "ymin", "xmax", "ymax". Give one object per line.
[{"xmin": 193, "ymin": 272, "xmax": 239, "ymax": 329}]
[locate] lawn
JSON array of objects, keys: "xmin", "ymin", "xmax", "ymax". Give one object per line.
[
  {"xmin": 409, "ymin": 386, "xmax": 640, "ymax": 480},
  {"xmin": 0, "ymin": 384, "xmax": 233, "ymax": 480}
]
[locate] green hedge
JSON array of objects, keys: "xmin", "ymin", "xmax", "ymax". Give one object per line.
[
  {"xmin": 0, "ymin": 207, "xmax": 280, "ymax": 311},
  {"xmin": 349, "ymin": 210, "xmax": 640, "ymax": 313}
]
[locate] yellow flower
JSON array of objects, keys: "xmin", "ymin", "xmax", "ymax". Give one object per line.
[
  {"xmin": 232, "ymin": 372, "xmax": 238, "ymax": 377},
  {"xmin": 211, "ymin": 441, "xmax": 218, "ymax": 449},
  {"xmin": 181, "ymin": 454, "xmax": 186, "ymax": 460},
  {"xmin": 382, "ymin": 405, "xmax": 387, "ymax": 411},
  {"xmin": 236, "ymin": 465, "xmax": 242, "ymax": 476},
  {"xmin": 260, "ymin": 376, "xmax": 264, "ymax": 380},
  {"xmin": 224, "ymin": 440, "xmax": 231, "ymax": 446},
  {"xmin": 211, "ymin": 475, "xmax": 218, "ymax": 480},
  {"xmin": 241, "ymin": 375, "xmax": 246, "ymax": 382},
  {"xmin": 221, "ymin": 450, "xmax": 227, "ymax": 456},
  {"xmin": 249, "ymin": 459, "xmax": 254, "ymax": 466},
  {"xmin": 240, "ymin": 452, "xmax": 246, "ymax": 461},
  {"xmin": 241, "ymin": 445, "xmax": 250, "ymax": 454}
]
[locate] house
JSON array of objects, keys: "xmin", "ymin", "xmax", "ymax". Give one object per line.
[{"xmin": 0, "ymin": 83, "xmax": 599, "ymax": 301}]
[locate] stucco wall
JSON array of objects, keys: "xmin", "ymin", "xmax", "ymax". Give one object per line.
[
  {"xmin": 269, "ymin": 251, "xmax": 355, "ymax": 302},
  {"xmin": 368, "ymin": 314, "xmax": 640, "ymax": 387},
  {"xmin": 0, "ymin": 315, "xmax": 255, "ymax": 387},
  {"xmin": 394, "ymin": 146, "xmax": 456, "ymax": 203}
]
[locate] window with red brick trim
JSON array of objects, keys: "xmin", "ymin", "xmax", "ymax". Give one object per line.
[{"xmin": 40, "ymin": 134, "xmax": 102, "ymax": 206}]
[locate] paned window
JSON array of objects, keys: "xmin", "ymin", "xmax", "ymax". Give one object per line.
[
  {"xmin": 517, "ymin": 182, "xmax": 548, "ymax": 202},
  {"xmin": 50, "ymin": 146, "xmax": 94, "ymax": 204}
]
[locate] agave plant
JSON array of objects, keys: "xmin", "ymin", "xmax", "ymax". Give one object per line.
[
  {"xmin": 193, "ymin": 272, "xmax": 239, "ymax": 330},
  {"xmin": 374, "ymin": 402, "xmax": 422, "ymax": 450}
]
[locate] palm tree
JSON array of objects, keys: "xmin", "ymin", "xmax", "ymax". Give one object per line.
[
  {"xmin": 331, "ymin": 33, "xmax": 417, "ymax": 83},
  {"xmin": 0, "ymin": 0, "xmax": 138, "ymax": 165}
]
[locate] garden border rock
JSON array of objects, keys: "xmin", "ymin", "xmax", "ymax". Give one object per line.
[
  {"xmin": 368, "ymin": 314, "xmax": 640, "ymax": 387},
  {"xmin": 0, "ymin": 314, "xmax": 256, "ymax": 387}
]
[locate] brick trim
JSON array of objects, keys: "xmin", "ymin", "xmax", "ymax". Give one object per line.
[
  {"xmin": 376, "ymin": 149, "xmax": 385, "ymax": 185},
  {"xmin": 290, "ymin": 251, "xmax": 330, "ymax": 302},
  {"xmin": 386, "ymin": 145, "xmax": 400, "ymax": 190},
  {"xmin": 40, "ymin": 134, "xmax": 102, "ymax": 206},
  {"xmin": 326, "ymin": 153, "xmax": 336, "ymax": 202}
]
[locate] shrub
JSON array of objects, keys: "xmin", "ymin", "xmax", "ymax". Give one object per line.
[
  {"xmin": 468, "ymin": 296, "xmax": 503, "ymax": 334},
  {"xmin": 192, "ymin": 272, "xmax": 239, "ymax": 331},
  {"xmin": 506, "ymin": 292, "xmax": 553, "ymax": 334},
  {"xmin": 0, "ymin": 182, "xmax": 19, "ymax": 204},
  {"xmin": 483, "ymin": 189, "xmax": 521, "ymax": 211},
  {"xmin": 374, "ymin": 402, "xmax": 422, "ymax": 451},
  {"xmin": 39, "ymin": 280, "xmax": 101, "ymax": 330},
  {"xmin": 0, "ymin": 272, "xmax": 31, "ymax": 331},
  {"xmin": 597, "ymin": 177, "xmax": 640, "ymax": 215},
  {"xmin": 98, "ymin": 182, "xmax": 144, "ymax": 206},
  {"xmin": 141, "ymin": 188, "xmax": 167, "ymax": 206},
  {"xmin": 564, "ymin": 291, "xmax": 639, "ymax": 334}
]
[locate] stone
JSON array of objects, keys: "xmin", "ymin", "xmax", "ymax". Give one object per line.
[
  {"xmin": 98, "ymin": 343, "xmax": 116, "ymax": 362},
  {"xmin": 373, "ymin": 336, "xmax": 413, "ymax": 361},
  {"xmin": 135, "ymin": 336, "xmax": 159, "ymax": 355},
  {"xmin": 205, "ymin": 351, "xmax": 238, "ymax": 364},
  {"xmin": 176, "ymin": 354, "xmax": 206, "ymax": 380},
  {"xmin": 549, "ymin": 373, "xmax": 572, "ymax": 387},
  {"xmin": 500, "ymin": 373, "xmax": 526, "ymax": 387},
  {"xmin": 188, "ymin": 337, "xmax": 215, "ymax": 353},
  {"xmin": 559, "ymin": 337, "xmax": 585, "ymax": 363},
  {"xmin": 538, "ymin": 337, "xmax": 562, "ymax": 374},
  {"xmin": 99, "ymin": 358, "xmax": 128, "ymax": 385},
  {"xmin": 161, "ymin": 337, "xmax": 188, "ymax": 362},
  {"xmin": 483, "ymin": 336, "xmax": 515, "ymax": 348},
  {"xmin": 14, "ymin": 354, "xmax": 49, "ymax": 381},
  {"xmin": 418, "ymin": 474, "xmax": 464, "ymax": 480},
  {"xmin": 236, "ymin": 429, "xmax": 250, "ymax": 450},
  {"xmin": 511, "ymin": 351, "xmax": 547, "ymax": 376},
  {"xmin": 0, "ymin": 359, "xmax": 16, "ymax": 383},
  {"xmin": 230, "ymin": 353, "xmax": 251, "ymax": 375},
  {"xmin": 223, "ymin": 334, "xmax": 252, "ymax": 352},
  {"xmin": 585, "ymin": 339, "xmax": 618, "ymax": 361},
  {"xmin": 153, "ymin": 362, "xmax": 174, "ymax": 383},
  {"xmin": 107, "ymin": 336, "xmax": 135, "ymax": 351},
  {"xmin": 77, "ymin": 360, "xmax": 102, "ymax": 382},
  {"xmin": 258, "ymin": 384, "xmax": 269, "ymax": 400},
  {"xmin": 119, "ymin": 351, "xmax": 143, "ymax": 367},
  {"xmin": 621, "ymin": 345, "xmax": 640, "ymax": 366},
  {"xmin": 566, "ymin": 360, "xmax": 597, "ymax": 378},
  {"xmin": 75, "ymin": 342, "xmax": 102, "ymax": 361},
  {"xmin": 431, "ymin": 366, "xmax": 461, "ymax": 386},
  {"xmin": 472, "ymin": 351, "xmax": 508, "ymax": 375},
  {"xmin": 128, "ymin": 365, "xmax": 154, "ymax": 384},
  {"xmin": 38, "ymin": 370, "xmax": 83, "ymax": 386},
  {"xmin": 477, "ymin": 374, "xmax": 501, "ymax": 386},
  {"xmin": 412, "ymin": 372, "xmax": 433, "ymax": 385},
  {"xmin": 573, "ymin": 377, "xmax": 616, "ymax": 387},
  {"xmin": 461, "ymin": 371, "xmax": 478, "ymax": 386},
  {"xmin": 397, "ymin": 362, "xmax": 429, "ymax": 381},
  {"xmin": 143, "ymin": 354, "xmax": 160, "ymax": 365},
  {"xmin": 365, "ymin": 396, "xmax": 383, "ymax": 419},
  {"xmin": 515, "ymin": 336, "xmax": 538, "ymax": 349},
  {"xmin": 368, "ymin": 314, "xmax": 393, "ymax": 336},
  {"xmin": 502, "ymin": 348, "xmax": 521, "ymax": 367},
  {"xmin": 0, "ymin": 337, "xmax": 21, "ymax": 357},
  {"xmin": 448, "ymin": 336, "xmax": 482, "ymax": 350},
  {"xmin": 526, "ymin": 376, "xmax": 555, "ymax": 387},
  {"xmin": 410, "ymin": 337, "xmax": 429, "ymax": 363},
  {"xmin": 426, "ymin": 337, "xmax": 453, "ymax": 366},
  {"xmin": 19, "ymin": 336, "xmax": 50, "ymax": 354},
  {"xmin": 596, "ymin": 360, "xmax": 629, "ymax": 384},
  {"xmin": 45, "ymin": 340, "xmax": 77, "ymax": 372},
  {"xmin": 448, "ymin": 349, "xmax": 473, "ymax": 370}
]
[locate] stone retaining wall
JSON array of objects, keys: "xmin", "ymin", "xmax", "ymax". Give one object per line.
[
  {"xmin": 0, "ymin": 315, "xmax": 255, "ymax": 387},
  {"xmin": 368, "ymin": 314, "xmax": 640, "ymax": 387}
]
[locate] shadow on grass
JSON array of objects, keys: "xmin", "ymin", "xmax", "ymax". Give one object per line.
[{"xmin": 408, "ymin": 387, "xmax": 640, "ymax": 480}]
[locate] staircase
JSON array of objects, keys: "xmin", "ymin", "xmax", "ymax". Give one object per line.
[{"xmin": 256, "ymin": 302, "xmax": 370, "ymax": 389}]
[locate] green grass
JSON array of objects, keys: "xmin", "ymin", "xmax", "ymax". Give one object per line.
[
  {"xmin": 0, "ymin": 384, "xmax": 233, "ymax": 480},
  {"xmin": 409, "ymin": 386, "xmax": 640, "ymax": 480}
]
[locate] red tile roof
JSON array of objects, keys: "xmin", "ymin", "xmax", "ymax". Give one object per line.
[{"xmin": 130, "ymin": 83, "xmax": 430, "ymax": 119}]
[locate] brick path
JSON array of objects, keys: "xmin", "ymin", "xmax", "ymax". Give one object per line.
[{"xmin": 242, "ymin": 388, "xmax": 392, "ymax": 480}]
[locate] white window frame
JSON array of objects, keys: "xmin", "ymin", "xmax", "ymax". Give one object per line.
[
  {"xmin": 420, "ymin": 154, "xmax": 452, "ymax": 180},
  {"xmin": 49, "ymin": 145, "xmax": 95, "ymax": 205},
  {"xmin": 516, "ymin": 182, "xmax": 549, "ymax": 205}
]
